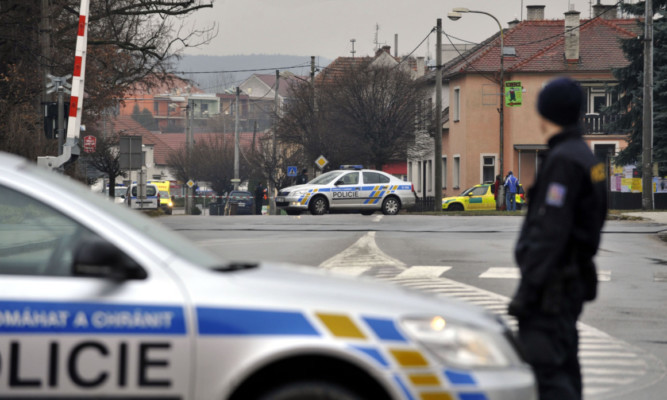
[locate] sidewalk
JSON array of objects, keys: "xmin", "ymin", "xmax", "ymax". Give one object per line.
[{"xmin": 621, "ymin": 211, "xmax": 667, "ymax": 225}]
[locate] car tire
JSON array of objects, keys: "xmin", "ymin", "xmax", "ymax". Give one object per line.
[
  {"xmin": 286, "ymin": 209, "xmax": 301, "ymax": 216},
  {"xmin": 381, "ymin": 196, "xmax": 400, "ymax": 215},
  {"xmin": 309, "ymin": 196, "xmax": 329, "ymax": 215},
  {"xmin": 258, "ymin": 381, "xmax": 362, "ymax": 400},
  {"xmin": 449, "ymin": 203, "xmax": 464, "ymax": 212}
]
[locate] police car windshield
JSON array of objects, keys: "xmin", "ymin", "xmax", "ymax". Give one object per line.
[
  {"xmin": 308, "ymin": 171, "xmax": 345, "ymax": 185},
  {"xmin": 22, "ymin": 163, "xmax": 222, "ymax": 269}
]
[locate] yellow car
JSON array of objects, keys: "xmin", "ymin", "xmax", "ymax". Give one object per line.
[{"xmin": 442, "ymin": 183, "xmax": 525, "ymax": 211}]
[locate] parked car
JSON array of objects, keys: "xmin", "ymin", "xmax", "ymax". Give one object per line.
[
  {"xmin": 277, "ymin": 167, "xmax": 416, "ymax": 216},
  {"xmin": 224, "ymin": 191, "xmax": 254, "ymax": 215},
  {"xmin": 0, "ymin": 151, "xmax": 536, "ymax": 400},
  {"xmin": 442, "ymin": 183, "xmax": 525, "ymax": 211}
]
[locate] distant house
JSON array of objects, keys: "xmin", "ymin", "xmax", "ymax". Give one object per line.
[{"xmin": 411, "ymin": 3, "xmax": 640, "ymax": 198}]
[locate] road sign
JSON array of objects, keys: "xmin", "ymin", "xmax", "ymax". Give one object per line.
[
  {"xmin": 504, "ymin": 81, "xmax": 522, "ymax": 107},
  {"xmin": 315, "ymin": 155, "xmax": 328, "ymax": 170},
  {"xmin": 287, "ymin": 166, "xmax": 298, "ymax": 177},
  {"xmin": 119, "ymin": 136, "xmax": 142, "ymax": 170},
  {"xmin": 83, "ymin": 135, "xmax": 96, "ymax": 153},
  {"xmin": 187, "ymin": 180, "xmax": 195, "ymax": 188}
]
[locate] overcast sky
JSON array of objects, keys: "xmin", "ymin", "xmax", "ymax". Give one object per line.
[{"xmin": 184, "ymin": 0, "xmax": 635, "ymax": 62}]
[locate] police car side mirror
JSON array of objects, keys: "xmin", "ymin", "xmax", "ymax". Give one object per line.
[{"xmin": 72, "ymin": 238, "xmax": 147, "ymax": 280}]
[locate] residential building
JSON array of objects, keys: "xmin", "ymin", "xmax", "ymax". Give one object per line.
[{"xmin": 410, "ymin": 4, "xmax": 639, "ymax": 198}]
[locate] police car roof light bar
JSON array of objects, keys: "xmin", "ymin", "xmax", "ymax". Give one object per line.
[{"xmin": 340, "ymin": 165, "xmax": 363, "ymax": 170}]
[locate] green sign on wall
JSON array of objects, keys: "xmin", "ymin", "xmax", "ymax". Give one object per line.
[{"xmin": 504, "ymin": 81, "xmax": 522, "ymax": 107}]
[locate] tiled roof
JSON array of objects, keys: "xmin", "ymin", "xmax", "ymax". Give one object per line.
[{"xmin": 445, "ymin": 17, "xmax": 641, "ymax": 76}]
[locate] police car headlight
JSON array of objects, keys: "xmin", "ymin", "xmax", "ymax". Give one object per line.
[{"xmin": 401, "ymin": 316, "xmax": 516, "ymax": 368}]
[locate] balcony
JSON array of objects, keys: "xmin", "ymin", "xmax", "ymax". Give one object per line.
[{"xmin": 583, "ymin": 113, "xmax": 622, "ymax": 135}]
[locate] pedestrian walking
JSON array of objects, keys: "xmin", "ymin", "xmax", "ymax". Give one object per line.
[
  {"xmin": 508, "ymin": 77, "xmax": 607, "ymax": 400},
  {"xmin": 504, "ymin": 171, "xmax": 519, "ymax": 211},
  {"xmin": 296, "ymin": 169, "xmax": 308, "ymax": 185},
  {"xmin": 254, "ymin": 183, "xmax": 265, "ymax": 215}
]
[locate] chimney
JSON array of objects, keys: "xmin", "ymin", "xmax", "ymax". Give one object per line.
[
  {"xmin": 593, "ymin": 4, "xmax": 618, "ymax": 20},
  {"xmin": 415, "ymin": 57, "xmax": 426, "ymax": 78},
  {"xmin": 564, "ymin": 10, "xmax": 581, "ymax": 62},
  {"xmin": 526, "ymin": 5, "xmax": 545, "ymax": 21},
  {"xmin": 376, "ymin": 45, "xmax": 391, "ymax": 57},
  {"xmin": 508, "ymin": 18, "xmax": 520, "ymax": 29}
]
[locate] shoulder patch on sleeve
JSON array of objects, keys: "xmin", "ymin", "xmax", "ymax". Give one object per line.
[
  {"xmin": 591, "ymin": 162, "xmax": 606, "ymax": 183},
  {"xmin": 546, "ymin": 182, "xmax": 567, "ymax": 207}
]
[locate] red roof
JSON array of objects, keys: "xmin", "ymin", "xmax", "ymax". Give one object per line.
[{"xmin": 446, "ymin": 17, "xmax": 641, "ymax": 76}]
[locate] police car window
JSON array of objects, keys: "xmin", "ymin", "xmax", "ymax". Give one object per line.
[
  {"xmin": 309, "ymin": 171, "xmax": 344, "ymax": 185},
  {"xmin": 340, "ymin": 172, "xmax": 359, "ymax": 185},
  {"xmin": 0, "ymin": 185, "xmax": 97, "ymax": 276},
  {"xmin": 363, "ymin": 172, "xmax": 390, "ymax": 184}
]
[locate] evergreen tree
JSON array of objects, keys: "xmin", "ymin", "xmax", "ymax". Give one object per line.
[{"xmin": 609, "ymin": 1, "xmax": 667, "ymax": 175}]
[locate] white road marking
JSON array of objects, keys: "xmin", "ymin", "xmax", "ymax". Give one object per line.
[
  {"xmin": 319, "ymin": 232, "xmax": 407, "ymax": 270},
  {"xmin": 321, "ymin": 232, "xmax": 662, "ymax": 399},
  {"xmin": 372, "ymin": 215, "xmax": 383, "ymax": 223},
  {"xmin": 395, "ymin": 266, "xmax": 452, "ymax": 278},
  {"xmin": 479, "ymin": 267, "xmax": 520, "ymax": 279}
]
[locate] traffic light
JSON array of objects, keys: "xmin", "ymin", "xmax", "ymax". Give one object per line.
[{"xmin": 43, "ymin": 102, "xmax": 69, "ymax": 139}]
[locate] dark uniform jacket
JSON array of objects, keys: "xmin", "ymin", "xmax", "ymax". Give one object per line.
[{"xmin": 510, "ymin": 127, "xmax": 607, "ymax": 318}]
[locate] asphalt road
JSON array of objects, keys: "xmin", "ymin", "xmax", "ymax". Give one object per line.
[{"xmin": 159, "ymin": 212, "xmax": 667, "ymax": 400}]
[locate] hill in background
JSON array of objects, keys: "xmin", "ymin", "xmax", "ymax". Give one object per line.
[{"xmin": 175, "ymin": 54, "xmax": 332, "ymax": 93}]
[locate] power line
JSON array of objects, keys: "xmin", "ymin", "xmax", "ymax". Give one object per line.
[{"xmin": 173, "ymin": 63, "xmax": 311, "ymax": 75}]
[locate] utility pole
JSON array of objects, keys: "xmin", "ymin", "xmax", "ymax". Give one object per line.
[
  {"xmin": 234, "ymin": 86, "xmax": 240, "ymax": 190},
  {"xmin": 642, "ymin": 0, "xmax": 654, "ymax": 210},
  {"xmin": 270, "ymin": 70, "xmax": 280, "ymax": 215},
  {"xmin": 185, "ymin": 99, "xmax": 193, "ymax": 215},
  {"xmin": 434, "ymin": 19, "xmax": 443, "ymax": 212}
]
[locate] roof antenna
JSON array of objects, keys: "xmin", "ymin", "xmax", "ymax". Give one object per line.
[
  {"xmin": 374, "ymin": 23, "xmax": 380, "ymax": 51},
  {"xmin": 350, "ymin": 39, "xmax": 356, "ymax": 58}
]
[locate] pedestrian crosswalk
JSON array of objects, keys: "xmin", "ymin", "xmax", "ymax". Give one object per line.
[{"xmin": 319, "ymin": 233, "xmax": 661, "ymax": 399}]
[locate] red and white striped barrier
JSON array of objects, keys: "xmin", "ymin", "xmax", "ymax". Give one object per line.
[{"xmin": 66, "ymin": 0, "xmax": 88, "ymax": 141}]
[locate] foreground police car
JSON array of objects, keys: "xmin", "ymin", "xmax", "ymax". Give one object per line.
[
  {"xmin": 277, "ymin": 167, "xmax": 416, "ymax": 215},
  {"xmin": 0, "ymin": 152, "xmax": 535, "ymax": 400}
]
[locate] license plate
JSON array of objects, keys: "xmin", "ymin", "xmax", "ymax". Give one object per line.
[{"xmin": 276, "ymin": 197, "xmax": 285, "ymax": 202}]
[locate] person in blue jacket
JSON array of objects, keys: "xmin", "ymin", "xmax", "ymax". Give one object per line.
[{"xmin": 504, "ymin": 171, "xmax": 519, "ymax": 211}]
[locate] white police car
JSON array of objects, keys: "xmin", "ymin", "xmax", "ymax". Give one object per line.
[
  {"xmin": 277, "ymin": 166, "xmax": 416, "ymax": 216},
  {"xmin": 0, "ymin": 152, "xmax": 535, "ymax": 400}
]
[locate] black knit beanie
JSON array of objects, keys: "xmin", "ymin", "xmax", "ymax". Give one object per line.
[{"xmin": 537, "ymin": 77, "xmax": 585, "ymax": 127}]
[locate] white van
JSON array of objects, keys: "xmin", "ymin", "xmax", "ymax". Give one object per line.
[{"xmin": 125, "ymin": 183, "xmax": 160, "ymax": 210}]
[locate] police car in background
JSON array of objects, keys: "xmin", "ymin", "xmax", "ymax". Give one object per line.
[
  {"xmin": 277, "ymin": 166, "xmax": 417, "ymax": 216},
  {"xmin": 0, "ymin": 152, "xmax": 535, "ymax": 400}
]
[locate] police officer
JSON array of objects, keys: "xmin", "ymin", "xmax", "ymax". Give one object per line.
[
  {"xmin": 296, "ymin": 169, "xmax": 308, "ymax": 185},
  {"xmin": 254, "ymin": 183, "xmax": 265, "ymax": 215},
  {"xmin": 508, "ymin": 77, "xmax": 607, "ymax": 400}
]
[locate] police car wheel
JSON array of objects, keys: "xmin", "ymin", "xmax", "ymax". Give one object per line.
[
  {"xmin": 381, "ymin": 196, "xmax": 400, "ymax": 215},
  {"xmin": 258, "ymin": 381, "xmax": 362, "ymax": 400},
  {"xmin": 309, "ymin": 196, "xmax": 329, "ymax": 215}
]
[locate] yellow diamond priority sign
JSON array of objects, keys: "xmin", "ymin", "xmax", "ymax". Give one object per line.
[
  {"xmin": 187, "ymin": 180, "xmax": 195, "ymax": 188},
  {"xmin": 315, "ymin": 155, "xmax": 328, "ymax": 170}
]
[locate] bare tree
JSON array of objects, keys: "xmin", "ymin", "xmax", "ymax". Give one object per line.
[
  {"xmin": 80, "ymin": 131, "xmax": 126, "ymax": 198},
  {"xmin": 168, "ymin": 134, "xmax": 251, "ymax": 196},
  {"xmin": 328, "ymin": 62, "xmax": 429, "ymax": 170},
  {"xmin": 0, "ymin": 0, "xmax": 215, "ymax": 159}
]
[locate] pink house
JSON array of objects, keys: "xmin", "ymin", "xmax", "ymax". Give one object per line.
[{"xmin": 440, "ymin": 4, "xmax": 639, "ymax": 197}]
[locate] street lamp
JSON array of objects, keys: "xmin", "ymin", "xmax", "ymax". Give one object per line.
[{"xmin": 448, "ymin": 7, "xmax": 505, "ymax": 208}]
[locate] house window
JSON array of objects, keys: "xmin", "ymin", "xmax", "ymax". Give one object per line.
[
  {"xmin": 153, "ymin": 101, "xmax": 159, "ymax": 116},
  {"xmin": 417, "ymin": 161, "xmax": 422, "ymax": 193},
  {"xmin": 453, "ymin": 88, "xmax": 461, "ymax": 122},
  {"xmin": 408, "ymin": 161, "xmax": 413, "ymax": 185},
  {"xmin": 453, "ymin": 156, "xmax": 460, "ymax": 189},
  {"xmin": 482, "ymin": 155, "xmax": 496, "ymax": 184},
  {"xmin": 442, "ymin": 156, "xmax": 447, "ymax": 189}
]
